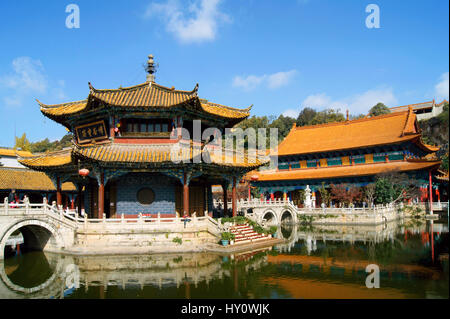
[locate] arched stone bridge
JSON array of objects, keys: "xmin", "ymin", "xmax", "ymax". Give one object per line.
[
  {"xmin": 0, "ymin": 198, "xmax": 77, "ymax": 260},
  {"xmin": 226, "ymin": 198, "xmax": 402, "ymax": 226},
  {"xmin": 237, "ymin": 198, "xmax": 299, "ymax": 226}
]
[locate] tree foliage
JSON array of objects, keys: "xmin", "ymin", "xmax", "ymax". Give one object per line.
[
  {"xmin": 14, "ymin": 132, "xmax": 73, "ymax": 154},
  {"xmin": 296, "ymin": 107, "xmax": 317, "ymax": 126},
  {"xmin": 374, "ymin": 173, "xmax": 421, "ymax": 204},
  {"xmin": 310, "ymin": 109, "xmax": 346, "ymax": 125},
  {"xmin": 14, "ymin": 133, "xmax": 32, "ymax": 151},
  {"xmin": 318, "ymin": 182, "xmax": 331, "ymax": 206},
  {"xmin": 329, "ymin": 183, "xmax": 362, "ymax": 206},
  {"xmin": 369, "ymin": 103, "xmax": 391, "ymax": 117}
]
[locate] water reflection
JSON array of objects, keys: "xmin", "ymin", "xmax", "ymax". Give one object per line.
[{"xmin": 1, "ymin": 219, "xmax": 448, "ymax": 299}]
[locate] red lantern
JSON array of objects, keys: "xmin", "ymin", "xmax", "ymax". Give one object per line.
[
  {"xmin": 79, "ymin": 168, "xmax": 90, "ymax": 177},
  {"xmin": 251, "ymin": 175, "xmax": 259, "ymax": 181}
]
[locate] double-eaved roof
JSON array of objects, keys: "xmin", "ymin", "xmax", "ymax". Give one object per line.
[{"xmin": 38, "ymin": 81, "xmax": 251, "ymax": 127}]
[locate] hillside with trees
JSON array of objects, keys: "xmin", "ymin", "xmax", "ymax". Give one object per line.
[
  {"xmin": 418, "ymin": 101, "xmax": 449, "ymax": 171},
  {"xmin": 14, "ymin": 133, "xmax": 73, "ymax": 154}
]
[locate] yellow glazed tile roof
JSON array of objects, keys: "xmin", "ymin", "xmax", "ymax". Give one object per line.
[
  {"xmin": 73, "ymin": 142, "xmax": 266, "ymax": 169},
  {"xmin": 89, "ymin": 81, "xmax": 199, "ymax": 108},
  {"xmin": 276, "ymin": 109, "xmax": 429, "ymax": 157},
  {"xmin": 0, "ymin": 168, "xmax": 76, "ymax": 191},
  {"xmin": 200, "ymin": 100, "xmax": 251, "ymax": 119},
  {"xmin": 0, "ymin": 148, "xmax": 33, "ymax": 157},
  {"xmin": 18, "ymin": 149, "xmax": 74, "ymax": 169},
  {"xmin": 39, "ymin": 82, "xmax": 251, "ymax": 122},
  {"xmin": 74, "ymin": 143, "xmax": 192, "ymax": 164},
  {"xmin": 38, "ymin": 99, "xmax": 88, "ymax": 117}
]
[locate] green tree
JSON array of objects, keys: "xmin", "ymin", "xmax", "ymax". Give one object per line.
[
  {"xmin": 369, "ymin": 103, "xmax": 391, "ymax": 117},
  {"xmin": 269, "ymin": 115, "xmax": 296, "ymax": 142},
  {"xmin": 374, "ymin": 173, "xmax": 420, "ymax": 204},
  {"xmin": 296, "ymin": 107, "xmax": 317, "ymax": 126},
  {"xmin": 14, "ymin": 133, "xmax": 31, "ymax": 151},
  {"xmin": 318, "ymin": 182, "xmax": 331, "ymax": 206},
  {"xmin": 310, "ymin": 109, "xmax": 346, "ymax": 125}
]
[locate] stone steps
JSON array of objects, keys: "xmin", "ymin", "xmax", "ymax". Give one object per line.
[{"xmin": 228, "ymin": 223, "xmax": 270, "ymax": 245}]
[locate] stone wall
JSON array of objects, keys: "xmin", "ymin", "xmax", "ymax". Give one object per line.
[{"xmin": 116, "ymin": 173, "xmax": 176, "ymax": 216}]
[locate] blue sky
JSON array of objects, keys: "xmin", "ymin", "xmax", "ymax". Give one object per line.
[{"xmin": 0, "ymin": 0, "xmax": 448, "ymax": 147}]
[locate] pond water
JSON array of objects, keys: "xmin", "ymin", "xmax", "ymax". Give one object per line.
[{"xmin": 1, "ymin": 218, "xmax": 448, "ymax": 299}]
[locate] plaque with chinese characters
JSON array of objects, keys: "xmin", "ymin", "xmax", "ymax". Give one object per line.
[{"xmin": 75, "ymin": 120, "xmax": 107, "ymax": 143}]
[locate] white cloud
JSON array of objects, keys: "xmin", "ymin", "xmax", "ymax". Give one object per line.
[
  {"xmin": 267, "ymin": 70, "xmax": 298, "ymax": 89},
  {"xmin": 0, "ymin": 57, "xmax": 67, "ymax": 107},
  {"xmin": 435, "ymin": 72, "xmax": 449, "ymax": 101},
  {"xmin": 144, "ymin": 0, "xmax": 230, "ymax": 44},
  {"xmin": 233, "ymin": 70, "xmax": 297, "ymax": 91},
  {"xmin": 346, "ymin": 88, "xmax": 397, "ymax": 114},
  {"xmin": 282, "ymin": 109, "xmax": 300, "ymax": 118},
  {"xmin": 0, "ymin": 57, "xmax": 48, "ymax": 106},
  {"xmin": 282, "ymin": 87, "xmax": 398, "ymax": 117}
]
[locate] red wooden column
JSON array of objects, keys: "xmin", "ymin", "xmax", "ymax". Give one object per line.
[
  {"xmin": 56, "ymin": 177, "xmax": 62, "ymax": 207},
  {"xmin": 429, "ymin": 170, "xmax": 433, "ymax": 214},
  {"xmin": 183, "ymin": 172, "xmax": 189, "ymax": 215},
  {"xmin": 232, "ymin": 177, "xmax": 237, "ymax": 217},
  {"xmin": 110, "ymin": 115, "xmax": 115, "ymax": 138},
  {"xmin": 248, "ymin": 184, "xmax": 251, "ymax": 201},
  {"xmin": 98, "ymin": 172, "xmax": 105, "ymax": 219},
  {"xmin": 223, "ymin": 184, "xmax": 228, "ymax": 217}
]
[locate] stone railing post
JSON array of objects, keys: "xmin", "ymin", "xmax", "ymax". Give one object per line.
[
  {"xmin": 157, "ymin": 212, "xmax": 161, "ymax": 225},
  {"xmin": 138, "ymin": 212, "xmax": 143, "ymax": 224},
  {"xmin": 121, "ymin": 213, "xmax": 125, "ymax": 224},
  {"xmin": 43, "ymin": 197, "xmax": 48, "ymax": 214},
  {"xmin": 193, "ymin": 211, "xmax": 197, "ymax": 225},
  {"xmin": 102, "ymin": 213, "xmax": 106, "ymax": 224},
  {"xmin": 3, "ymin": 197, "xmax": 8, "ymax": 215},
  {"xmin": 84, "ymin": 214, "xmax": 87, "ymax": 227},
  {"xmin": 25, "ymin": 197, "xmax": 30, "ymax": 214}
]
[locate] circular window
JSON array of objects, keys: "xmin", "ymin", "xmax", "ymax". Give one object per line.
[{"xmin": 137, "ymin": 188, "xmax": 155, "ymax": 205}]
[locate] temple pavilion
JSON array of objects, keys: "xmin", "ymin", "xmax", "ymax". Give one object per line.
[
  {"xmin": 19, "ymin": 55, "xmax": 265, "ymax": 219},
  {"xmin": 250, "ymin": 109, "xmax": 444, "ymax": 207}
]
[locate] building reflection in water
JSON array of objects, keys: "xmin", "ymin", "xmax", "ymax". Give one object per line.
[{"xmin": 0, "ymin": 219, "xmax": 448, "ymax": 299}]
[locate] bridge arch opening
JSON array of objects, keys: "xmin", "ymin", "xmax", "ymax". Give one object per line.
[
  {"xmin": 1, "ymin": 221, "xmax": 63, "ymax": 260},
  {"xmin": 281, "ymin": 210, "xmax": 294, "ymax": 225},
  {"xmin": 262, "ymin": 211, "xmax": 276, "ymax": 225}
]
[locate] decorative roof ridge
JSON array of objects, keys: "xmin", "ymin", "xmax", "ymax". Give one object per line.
[
  {"xmin": 74, "ymin": 140, "xmax": 112, "ymax": 149},
  {"xmin": 400, "ymin": 107, "xmax": 416, "ymax": 136},
  {"xmin": 88, "ymin": 81, "xmax": 148, "ymax": 93},
  {"xmin": 37, "ymin": 98, "xmax": 88, "ymax": 109},
  {"xmin": 389, "ymin": 100, "xmax": 435, "ymax": 110},
  {"xmin": 88, "ymin": 81, "xmax": 199, "ymax": 95},
  {"xmin": 152, "ymin": 82, "xmax": 199, "ymax": 95},
  {"xmin": 292, "ymin": 110, "xmax": 410, "ymax": 132}
]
